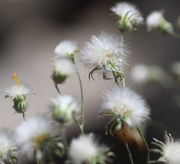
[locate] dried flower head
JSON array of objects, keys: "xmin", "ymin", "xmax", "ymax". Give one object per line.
[
  {"xmin": 0, "ymin": 129, "xmax": 17, "ymax": 164},
  {"xmin": 5, "ymin": 73, "xmax": 31, "ymax": 116},
  {"xmin": 52, "ymin": 58, "xmax": 76, "ymax": 85},
  {"xmin": 101, "ymin": 87, "xmax": 150, "ymax": 134},
  {"xmin": 50, "ymin": 94, "xmax": 80, "ymax": 124},
  {"xmin": 146, "ymin": 11, "xmax": 173, "ymax": 34},
  {"xmin": 54, "ymin": 40, "xmax": 78, "ymax": 60},
  {"xmin": 152, "ymin": 132, "xmax": 180, "ymax": 164},
  {"xmin": 111, "ymin": 2, "xmax": 143, "ymax": 32},
  {"xmin": 69, "ymin": 134, "xmax": 113, "ymax": 164},
  {"xmin": 80, "ymin": 32, "xmax": 128, "ymax": 83},
  {"xmin": 15, "ymin": 115, "xmax": 64, "ymax": 162}
]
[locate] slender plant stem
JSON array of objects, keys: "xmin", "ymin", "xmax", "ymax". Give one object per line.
[
  {"xmin": 79, "ymin": 125, "xmax": 85, "ymax": 135},
  {"xmin": 122, "ymin": 77, "xmax": 126, "ymax": 88},
  {"xmin": 22, "ymin": 112, "xmax": 26, "ymax": 121},
  {"xmin": 137, "ymin": 128, "xmax": 150, "ymax": 164},
  {"xmin": 76, "ymin": 69, "xmax": 84, "ymax": 118},
  {"xmin": 54, "ymin": 83, "xmax": 60, "ymax": 94},
  {"xmin": 114, "ymin": 77, "xmax": 126, "ymax": 88},
  {"xmin": 115, "ymin": 74, "xmax": 134, "ymax": 163},
  {"xmin": 123, "ymin": 130, "xmax": 135, "ymax": 164},
  {"xmin": 124, "ymin": 142, "xmax": 135, "ymax": 164},
  {"xmin": 75, "ymin": 65, "xmax": 85, "ymax": 134},
  {"xmin": 61, "ymin": 125, "xmax": 68, "ymax": 150}
]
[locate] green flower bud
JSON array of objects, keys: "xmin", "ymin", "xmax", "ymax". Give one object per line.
[
  {"xmin": 146, "ymin": 11, "xmax": 173, "ymax": 35},
  {"xmin": 118, "ymin": 13, "xmax": 134, "ymax": 32},
  {"xmin": 54, "ymin": 40, "xmax": 78, "ymax": 60},
  {"xmin": 111, "ymin": 2, "xmax": 143, "ymax": 33},
  {"xmin": 52, "ymin": 71, "xmax": 67, "ymax": 84},
  {"xmin": 52, "ymin": 107, "xmax": 68, "ymax": 124},
  {"xmin": 51, "ymin": 58, "xmax": 76, "ymax": 85},
  {"xmin": 158, "ymin": 19, "xmax": 173, "ymax": 34},
  {"xmin": 50, "ymin": 95, "xmax": 80, "ymax": 124},
  {"xmin": 13, "ymin": 95, "xmax": 27, "ymax": 113}
]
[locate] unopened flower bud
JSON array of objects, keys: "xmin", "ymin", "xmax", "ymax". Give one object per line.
[
  {"xmin": 146, "ymin": 11, "xmax": 173, "ymax": 34},
  {"xmin": 6, "ymin": 74, "xmax": 31, "ymax": 116},
  {"xmin": 69, "ymin": 134, "xmax": 114, "ymax": 164},
  {"xmin": 54, "ymin": 40, "xmax": 78, "ymax": 61},
  {"xmin": 52, "ymin": 58, "xmax": 76, "ymax": 85},
  {"xmin": 13, "ymin": 95, "xmax": 27, "ymax": 113},
  {"xmin": 111, "ymin": 2, "xmax": 143, "ymax": 32},
  {"xmin": 50, "ymin": 94, "xmax": 80, "ymax": 124}
]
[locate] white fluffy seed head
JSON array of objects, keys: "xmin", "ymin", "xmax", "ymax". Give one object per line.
[
  {"xmin": 15, "ymin": 115, "xmax": 54, "ymax": 160},
  {"xmin": 69, "ymin": 134, "xmax": 107, "ymax": 164},
  {"xmin": 102, "ymin": 87, "xmax": 150, "ymax": 127},
  {"xmin": 162, "ymin": 142, "xmax": 180, "ymax": 164},
  {"xmin": 5, "ymin": 84, "xmax": 31, "ymax": 98},
  {"xmin": 146, "ymin": 11, "xmax": 164, "ymax": 31},
  {"xmin": 52, "ymin": 58, "xmax": 76, "ymax": 75},
  {"xmin": 111, "ymin": 2, "xmax": 143, "ymax": 24},
  {"xmin": 153, "ymin": 133, "xmax": 180, "ymax": 164},
  {"xmin": 0, "ymin": 130, "xmax": 16, "ymax": 162},
  {"xmin": 80, "ymin": 32, "xmax": 127, "ymax": 73},
  {"xmin": 130, "ymin": 64, "xmax": 149, "ymax": 83},
  {"xmin": 54, "ymin": 40, "xmax": 78, "ymax": 58},
  {"xmin": 50, "ymin": 94, "xmax": 80, "ymax": 123}
]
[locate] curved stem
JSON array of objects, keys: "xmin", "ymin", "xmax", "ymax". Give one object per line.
[
  {"xmin": 137, "ymin": 128, "xmax": 150, "ymax": 164},
  {"xmin": 122, "ymin": 77, "xmax": 126, "ymax": 88},
  {"xmin": 75, "ymin": 66, "xmax": 85, "ymax": 134},
  {"xmin": 123, "ymin": 130, "xmax": 135, "ymax": 164},
  {"xmin": 113, "ymin": 75, "xmax": 126, "ymax": 88},
  {"xmin": 22, "ymin": 112, "xmax": 26, "ymax": 121},
  {"xmin": 79, "ymin": 124, "xmax": 85, "ymax": 135},
  {"xmin": 54, "ymin": 83, "xmax": 61, "ymax": 94},
  {"xmin": 124, "ymin": 142, "xmax": 135, "ymax": 164},
  {"xmin": 61, "ymin": 125, "xmax": 68, "ymax": 151}
]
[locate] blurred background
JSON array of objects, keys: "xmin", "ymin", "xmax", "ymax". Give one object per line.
[{"xmin": 0, "ymin": 0, "xmax": 179, "ymax": 163}]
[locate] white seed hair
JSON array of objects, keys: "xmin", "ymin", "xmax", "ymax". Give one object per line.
[
  {"xmin": 69, "ymin": 134, "xmax": 107, "ymax": 164},
  {"xmin": 51, "ymin": 94, "xmax": 80, "ymax": 122},
  {"xmin": 15, "ymin": 115, "xmax": 54, "ymax": 160},
  {"xmin": 111, "ymin": 2, "xmax": 143, "ymax": 24},
  {"xmin": 152, "ymin": 132, "xmax": 180, "ymax": 164},
  {"xmin": 146, "ymin": 11, "xmax": 164, "ymax": 31},
  {"xmin": 102, "ymin": 87, "xmax": 150, "ymax": 127},
  {"xmin": 80, "ymin": 32, "xmax": 127, "ymax": 73},
  {"xmin": 6, "ymin": 84, "xmax": 31, "ymax": 98},
  {"xmin": 54, "ymin": 40, "xmax": 78, "ymax": 57},
  {"xmin": 52, "ymin": 58, "xmax": 76, "ymax": 75},
  {"xmin": 0, "ymin": 129, "xmax": 16, "ymax": 162}
]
